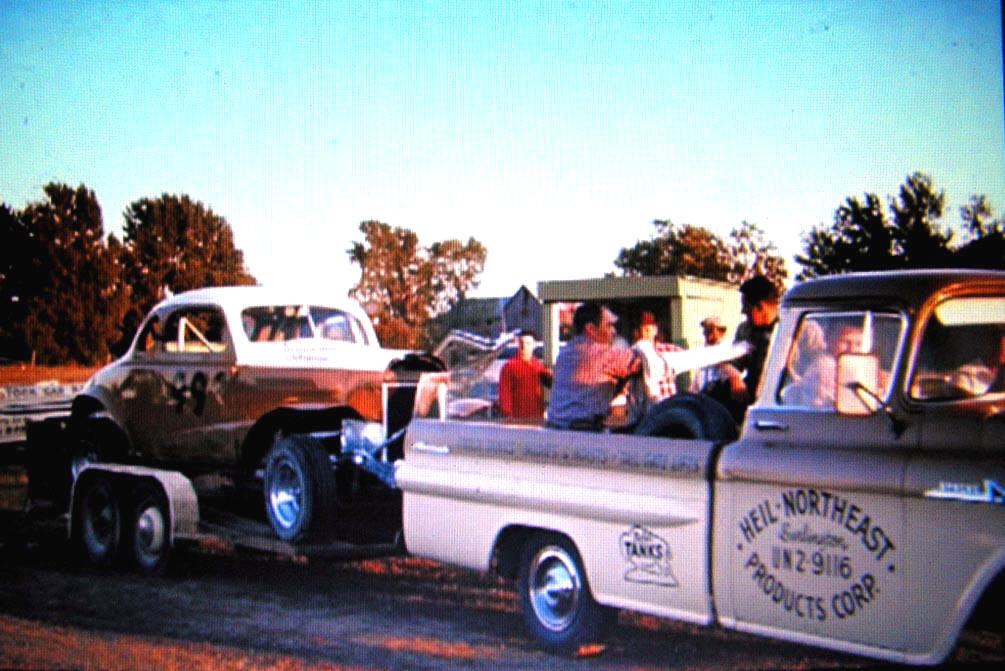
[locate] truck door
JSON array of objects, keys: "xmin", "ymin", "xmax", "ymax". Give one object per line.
[
  {"xmin": 714, "ymin": 309, "xmax": 913, "ymax": 655},
  {"xmin": 900, "ymin": 290, "xmax": 1005, "ymax": 661}
]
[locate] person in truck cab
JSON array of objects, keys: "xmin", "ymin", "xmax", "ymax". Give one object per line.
[
  {"xmin": 782, "ymin": 320, "xmax": 864, "ymax": 408},
  {"xmin": 546, "ymin": 302, "xmax": 640, "ymax": 431},
  {"xmin": 709, "ymin": 275, "xmax": 780, "ymax": 420}
]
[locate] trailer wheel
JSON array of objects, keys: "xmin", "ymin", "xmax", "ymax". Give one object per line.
[
  {"xmin": 634, "ymin": 393, "xmax": 738, "ymax": 441},
  {"xmin": 263, "ymin": 436, "xmax": 335, "ymax": 543},
  {"xmin": 75, "ymin": 475, "xmax": 121, "ymax": 567},
  {"xmin": 517, "ymin": 533, "xmax": 613, "ymax": 654},
  {"xmin": 128, "ymin": 482, "xmax": 171, "ymax": 574}
]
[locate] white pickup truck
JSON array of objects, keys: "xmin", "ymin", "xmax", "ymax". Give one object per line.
[{"xmin": 396, "ymin": 269, "xmax": 1005, "ymax": 665}]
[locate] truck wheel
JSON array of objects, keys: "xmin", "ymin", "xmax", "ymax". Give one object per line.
[
  {"xmin": 634, "ymin": 393, "xmax": 738, "ymax": 441},
  {"xmin": 263, "ymin": 436, "xmax": 335, "ymax": 543},
  {"xmin": 128, "ymin": 482, "xmax": 171, "ymax": 574},
  {"xmin": 75, "ymin": 475, "xmax": 121, "ymax": 567},
  {"xmin": 517, "ymin": 533, "xmax": 613, "ymax": 654}
]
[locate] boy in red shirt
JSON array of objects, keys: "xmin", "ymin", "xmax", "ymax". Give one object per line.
[{"xmin": 498, "ymin": 330, "xmax": 552, "ymax": 421}]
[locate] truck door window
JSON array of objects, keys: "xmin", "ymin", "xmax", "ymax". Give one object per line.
[
  {"xmin": 910, "ymin": 296, "xmax": 1005, "ymax": 401},
  {"xmin": 778, "ymin": 311, "xmax": 903, "ymax": 410}
]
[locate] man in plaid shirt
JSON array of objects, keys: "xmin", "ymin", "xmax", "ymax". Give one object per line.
[{"xmin": 546, "ymin": 302, "xmax": 639, "ymax": 431}]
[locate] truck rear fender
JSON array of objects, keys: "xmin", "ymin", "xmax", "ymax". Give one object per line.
[{"xmin": 492, "ymin": 525, "xmax": 544, "ymax": 579}]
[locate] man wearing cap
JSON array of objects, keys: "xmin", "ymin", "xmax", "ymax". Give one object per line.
[
  {"xmin": 546, "ymin": 302, "xmax": 639, "ymax": 431},
  {"xmin": 689, "ymin": 316, "xmax": 729, "ymax": 393}
]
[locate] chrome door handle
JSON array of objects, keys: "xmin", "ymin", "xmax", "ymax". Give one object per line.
[{"xmin": 754, "ymin": 420, "xmax": 789, "ymax": 431}]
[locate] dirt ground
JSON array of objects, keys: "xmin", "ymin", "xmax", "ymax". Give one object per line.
[{"xmin": 1, "ymin": 479, "xmax": 1004, "ymax": 671}]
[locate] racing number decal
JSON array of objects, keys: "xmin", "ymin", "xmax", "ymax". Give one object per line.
[{"xmin": 169, "ymin": 370, "xmax": 226, "ymax": 416}]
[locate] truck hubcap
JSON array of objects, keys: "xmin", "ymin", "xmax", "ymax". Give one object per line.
[{"xmin": 529, "ymin": 546, "xmax": 581, "ymax": 631}]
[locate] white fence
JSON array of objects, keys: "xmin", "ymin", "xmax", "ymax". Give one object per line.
[{"xmin": 0, "ymin": 381, "xmax": 83, "ymax": 444}]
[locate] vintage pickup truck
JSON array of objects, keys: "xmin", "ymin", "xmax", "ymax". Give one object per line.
[{"xmin": 396, "ymin": 269, "xmax": 1005, "ymax": 664}]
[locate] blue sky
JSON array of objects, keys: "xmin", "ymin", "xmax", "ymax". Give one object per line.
[{"xmin": 2, "ymin": 1, "xmax": 1003, "ymax": 297}]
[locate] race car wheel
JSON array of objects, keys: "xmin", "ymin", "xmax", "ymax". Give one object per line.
[
  {"xmin": 517, "ymin": 533, "xmax": 613, "ymax": 654},
  {"xmin": 128, "ymin": 482, "xmax": 171, "ymax": 574},
  {"xmin": 263, "ymin": 436, "xmax": 336, "ymax": 543},
  {"xmin": 74, "ymin": 475, "xmax": 121, "ymax": 567}
]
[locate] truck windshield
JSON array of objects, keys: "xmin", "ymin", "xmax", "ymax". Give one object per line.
[{"xmin": 778, "ymin": 311, "xmax": 903, "ymax": 410}]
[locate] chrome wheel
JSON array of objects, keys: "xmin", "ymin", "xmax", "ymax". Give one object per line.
[
  {"xmin": 527, "ymin": 544, "xmax": 582, "ymax": 632},
  {"xmin": 134, "ymin": 501, "xmax": 167, "ymax": 568},
  {"xmin": 267, "ymin": 456, "xmax": 304, "ymax": 532}
]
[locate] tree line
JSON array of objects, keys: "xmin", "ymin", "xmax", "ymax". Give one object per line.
[
  {"xmin": 2, "ymin": 172, "xmax": 1003, "ymax": 364},
  {"xmin": 1, "ymin": 184, "xmax": 255, "ymax": 365}
]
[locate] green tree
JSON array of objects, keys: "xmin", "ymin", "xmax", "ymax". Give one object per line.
[
  {"xmin": 119, "ymin": 193, "xmax": 256, "ymax": 340},
  {"xmin": 348, "ymin": 221, "xmax": 487, "ymax": 349},
  {"xmin": 0, "ymin": 203, "xmax": 34, "ymax": 360},
  {"xmin": 4, "ymin": 183, "xmax": 130, "ymax": 365},
  {"xmin": 796, "ymin": 173, "xmax": 1001, "ymax": 279},
  {"xmin": 614, "ymin": 219, "xmax": 788, "ymax": 286}
]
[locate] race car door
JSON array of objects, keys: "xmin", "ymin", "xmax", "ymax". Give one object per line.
[
  {"xmin": 713, "ymin": 309, "xmax": 913, "ymax": 658},
  {"xmin": 123, "ymin": 304, "xmax": 236, "ymax": 465}
]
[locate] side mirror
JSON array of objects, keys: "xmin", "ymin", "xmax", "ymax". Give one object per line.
[{"xmin": 836, "ymin": 353, "xmax": 881, "ymax": 416}]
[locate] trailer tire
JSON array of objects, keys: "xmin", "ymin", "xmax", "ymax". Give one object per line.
[
  {"xmin": 128, "ymin": 482, "xmax": 172, "ymax": 574},
  {"xmin": 517, "ymin": 532, "xmax": 613, "ymax": 654},
  {"xmin": 634, "ymin": 393, "xmax": 738, "ymax": 442},
  {"xmin": 263, "ymin": 436, "xmax": 335, "ymax": 543},
  {"xmin": 75, "ymin": 475, "xmax": 121, "ymax": 567}
]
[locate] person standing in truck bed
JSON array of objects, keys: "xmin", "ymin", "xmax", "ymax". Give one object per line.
[
  {"xmin": 710, "ymin": 275, "xmax": 780, "ymax": 421},
  {"xmin": 498, "ymin": 329, "xmax": 552, "ymax": 421},
  {"xmin": 546, "ymin": 302, "xmax": 639, "ymax": 431}
]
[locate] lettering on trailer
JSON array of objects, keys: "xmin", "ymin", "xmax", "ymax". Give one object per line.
[
  {"xmin": 924, "ymin": 480, "xmax": 1005, "ymax": 505},
  {"xmin": 620, "ymin": 525, "xmax": 679, "ymax": 587},
  {"xmin": 736, "ymin": 488, "xmax": 898, "ymax": 623}
]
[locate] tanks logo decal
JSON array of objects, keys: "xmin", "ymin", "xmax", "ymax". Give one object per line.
[{"xmin": 620, "ymin": 525, "xmax": 678, "ymax": 587}]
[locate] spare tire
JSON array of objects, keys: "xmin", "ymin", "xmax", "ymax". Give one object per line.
[{"xmin": 634, "ymin": 393, "xmax": 738, "ymax": 442}]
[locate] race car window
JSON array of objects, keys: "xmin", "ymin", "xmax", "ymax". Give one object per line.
[
  {"xmin": 777, "ymin": 311, "xmax": 903, "ymax": 410},
  {"xmin": 909, "ymin": 296, "xmax": 1005, "ymax": 401},
  {"xmin": 162, "ymin": 307, "xmax": 230, "ymax": 354},
  {"xmin": 310, "ymin": 306, "xmax": 370, "ymax": 345},
  {"xmin": 136, "ymin": 316, "xmax": 162, "ymax": 353},
  {"xmin": 241, "ymin": 305, "xmax": 370, "ymax": 344}
]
